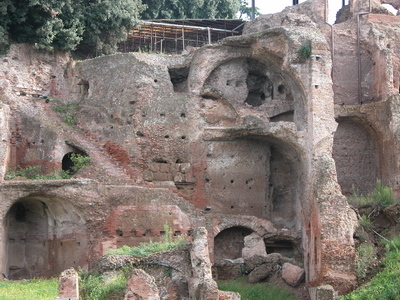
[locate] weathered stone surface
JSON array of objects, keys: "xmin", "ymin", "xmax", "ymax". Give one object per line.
[
  {"xmin": 244, "ymin": 253, "xmax": 286, "ymax": 273},
  {"xmin": 58, "ymin": 268, "xmax": 79, "ymax": 299},
  {"xmin": 281, "ymin": 263, "xmax": 305, "ymax": 287},
  {"xmin": 308, "ymin": 284, "xmax": 335, "ymax": 300},
  {"xmin": 247, "ymin": 263, "xmax": 274, "ymax": 283},
  {"xmin": 124, "ymin": 269, "xmax": 160, "ymax": 300},
  {"xmin": 189, "ymin": 227, "xmax": 220, "ymax": 299},
  {"xmin": 218, "ymin": 291, "xmax": 241, "ymax": 300},
  {"xmin": 242, "ymin": 232, "xmax": 267, "ymax": 260}
]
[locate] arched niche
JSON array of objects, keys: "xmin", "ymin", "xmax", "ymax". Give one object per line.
[
  {"xmin": 62, "ymin": 150, "xmax": 89, "ymax": 175},
  {"xmin": 214, "ymin": 226, "xmax": 253, "ymax": 262},
  {"xmin": 3, "ymin": 196, "xmax": 88, "ymax": 279},
  {"xmin": 202, "ymin": 57, "xmax": 306, "ymax": 130},
  {"xmin": 333, "ymin": 117, "xmax": 380, "ymax": 195},
  {"xmin": 204, "ymin": 135, "xmax": 302, "ymax": 230}
]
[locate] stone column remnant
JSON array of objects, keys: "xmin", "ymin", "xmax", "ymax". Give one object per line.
[{"xmin": 58, "ymin": 268, "xmax": 79, "ymax": 300}]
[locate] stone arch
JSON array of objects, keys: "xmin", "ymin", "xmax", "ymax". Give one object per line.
[
  {"xmin": 214, "ymin": 226, "xmax": 254, "ymax": 261},
  {"xmin": 2, "ymin": 195, "xmax": 88, "ymax": 279},
  {"xmin": 201, "ymin": 56, "xmax": 306, "ymax": 130},
  {"xmin": 333, "ymin": 117, "xmax": 380, "ymax": 195}
]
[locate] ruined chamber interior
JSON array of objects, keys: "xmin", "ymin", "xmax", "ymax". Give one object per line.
[{"xmin": 201, "ymin": 57, "xmax": 305, "ymax": 269}]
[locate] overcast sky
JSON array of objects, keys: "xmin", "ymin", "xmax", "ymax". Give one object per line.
[{"xmin": 254, "ymin": 0, "xmax": 347, "ymax": 24}]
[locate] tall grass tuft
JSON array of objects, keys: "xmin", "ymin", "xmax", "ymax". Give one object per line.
[{"xmin": 347, "ymin": 179, "xmax": 395, "ymax": 208}]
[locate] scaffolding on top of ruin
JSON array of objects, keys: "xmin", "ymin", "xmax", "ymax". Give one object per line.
[{"xmin": 118, "ymin": 19, "xmax": 246, "ymax": 55}]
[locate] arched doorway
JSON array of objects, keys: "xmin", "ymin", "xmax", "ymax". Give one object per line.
[{"xmin": 3, "ymin": 196, "xmax": 88, "ymax": 279}]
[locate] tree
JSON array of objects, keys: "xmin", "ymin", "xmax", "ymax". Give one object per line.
[
  {"xmin": 239, "ymin": 0, "xmax": 261, "ymax": 20},
  {"xmin": 140, "ymin": 0, "xmax": 241, "ymax": 20},
  {"xmin": 0, "ymin": 0, "xmax": 145, "ymax": 56}
]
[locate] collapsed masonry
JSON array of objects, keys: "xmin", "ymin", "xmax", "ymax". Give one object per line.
[{"xmin": 1, "ymin": 0, "xmax": 400, "ymax": 297}]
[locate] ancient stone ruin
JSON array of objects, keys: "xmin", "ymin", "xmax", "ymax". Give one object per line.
[{"xmin": 1, "ymin": 0, "xmax": 400, "ymax": 298}]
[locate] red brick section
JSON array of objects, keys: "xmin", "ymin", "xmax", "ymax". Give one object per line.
[{"xmin": 189, "ymin": 142, "xmax": 208, "ymax": 209}]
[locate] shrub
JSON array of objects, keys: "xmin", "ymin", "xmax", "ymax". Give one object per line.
[
  {"xmin": 69, "ymin": 153, "xmax": 91, "ymax": 174},
  {"xmin": 106, "ymin": 223, "xmax": 187, "ymax": 257}
]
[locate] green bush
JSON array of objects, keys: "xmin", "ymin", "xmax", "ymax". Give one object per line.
[
  {"xmin": 69, "ymin": 153, "xmax": 91, "ymax": 174},
  {"xmin": 218, "ymin": 277, "xmax": 296, "ymax": 300},
  {"xmin": 297, "ymin": 43, "xmax": 311, "ymax": 61},
  {"xmin": 340, "ymin": 238, "xmax": 400, "ymax": 300},
  {"xmin": 79, "ymin": 271, "xmax": 127, "ymax": 300},
  {"xmin": 106, "ymin": 223, "xmax": 187, "ymax": 257}
]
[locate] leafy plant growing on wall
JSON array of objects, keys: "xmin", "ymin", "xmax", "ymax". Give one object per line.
[{"xmin": 297, "ymin": 43, "xmax": 311, "ymax": 61}]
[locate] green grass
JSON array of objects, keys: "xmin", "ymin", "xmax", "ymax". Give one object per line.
[
  {"xmin": 218, "ymin": 277, "xmax": 296, "ymax": 300},
  {"xmin": 0, "ymin": 278, "xmax": 58, "ymax": 300},
  {"xmin": 348, "ymin": 180, "xmax": 395, "ymax": 208},
  {"xmin": 340, "ymin": 237, "xmax": 400, "ymax": 300},
  {"xmin": 79, "ymin": 271, "xmax": 127, "ymax": 300}
]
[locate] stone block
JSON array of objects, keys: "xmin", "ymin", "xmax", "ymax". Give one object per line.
[
  {"xmin": 124, "ymin": 269, "xmax": 160, "ymax": 300},
  {"xmin": 181, "ymin": 163, "xmax": 191, "ymax": 173},
  {"xmin": 143, "ymin": 170, "xmax": 154, "ymax": 182},
  {"xmin": 159, "ymin": 163, "xmax": 171, "ymax": 173},
  {"xmin": 218, "ymin": 290, "xmax": 241, "ymax": 300},
  {"xmin": 242, "ymin": 232, "xmax": 267, "ymax": 260},
  {"xmin": 58, "ymin": 268, "xmax": 79, "ymax": 299},
  {"xmin": 281, "ymin": 262, "xmax": 304, "ymax": 287},
  {"xmin": 247, "ymin": 263, "xmax": 274, "ymax": 283},
  {"xmin": 308, "ymin": 285, "xmax": 335, "ymax": 300}
]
